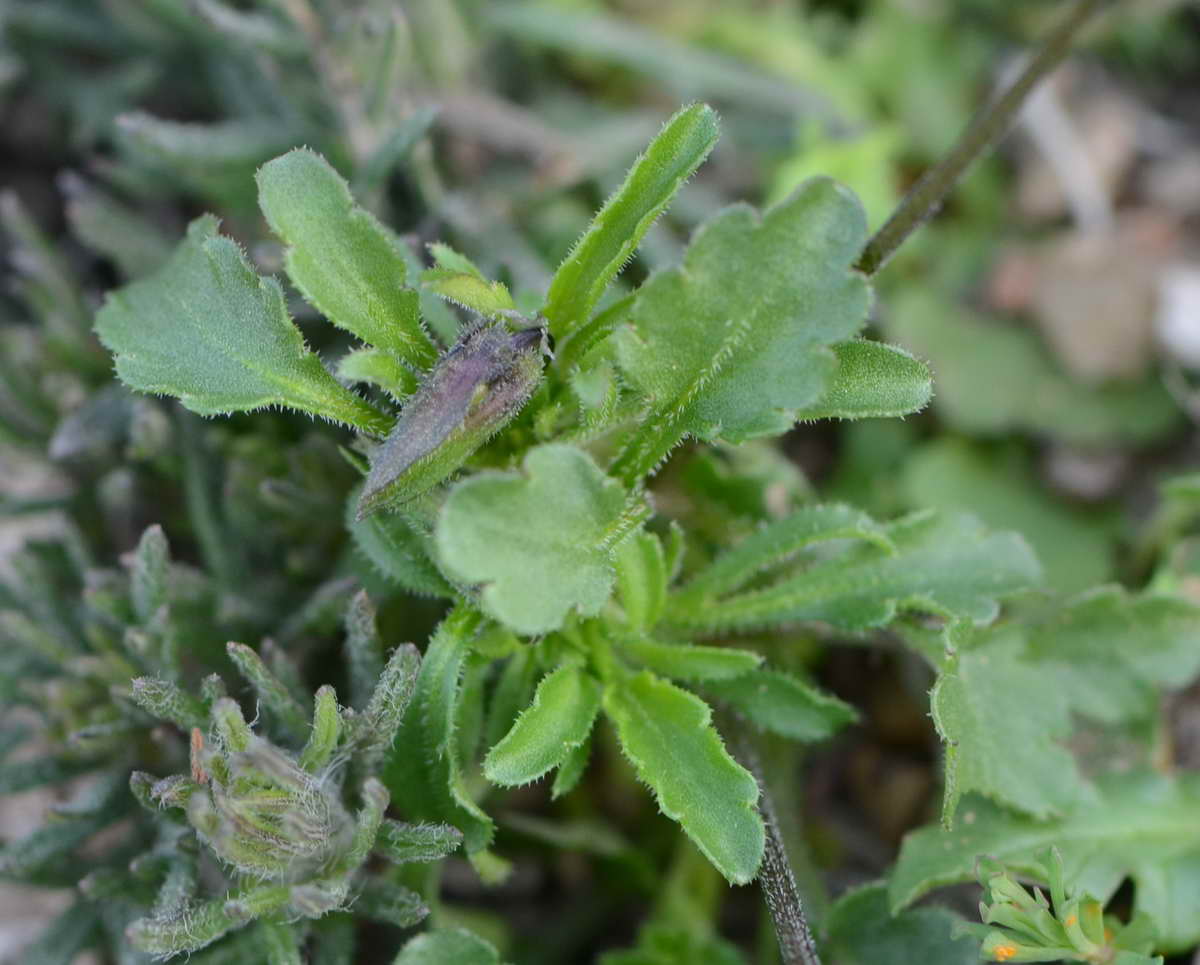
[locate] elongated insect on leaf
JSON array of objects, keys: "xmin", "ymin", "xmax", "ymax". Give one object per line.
[{"xmin": 357, "ymin": 323, "xmax": 547, "ymax": 518}]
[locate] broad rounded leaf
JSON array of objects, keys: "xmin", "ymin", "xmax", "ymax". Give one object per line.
[
  {"xmin": 614, "ymin": 177, "xmax": 870, "ymax": 461},
  {"xmin": 437, "ymin": 444, "xmax": 640, "ymax": 634},
  {"xmin": 393, "ymin": 927, "xmax": 500, "ymax": 965}
]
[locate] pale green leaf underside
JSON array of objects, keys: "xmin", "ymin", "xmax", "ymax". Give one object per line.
[
  {"xmin": 615, "ymin": 177, "xmax": 870, "ymax": 455},
  {"xmin": 666, "ymin": 510, "xmax": 1040, "ymax": 633},
  {"xmin": 257, "ymin": 148, "xmax": 436, "ymax": 367},
  {"xmin": 604, "ymin": 671, "xmax": 763, "ymax": 884},
  {"xmin": 890, "ymin": 773, "xmax": 1200, "ymax": 953},
  {"xmin": 95, "ymin": 215, "xmax": 390, "ymax": 435},
  {"xmin": 436, "ymin": 444, "xmax": 634, "ymax": 635},
  {"xmin": 422, "ymin": 268, "xmax": 515, "ymax": 318},
  {"xmin": 337, "ymin": 347, "xmax": 418, "ymax": 399},
  {"xmin": 484, "ymin": 665, "xmax": 602, "ymax": 786},
  {"xmin": 795, "ymin": 339, "xmax": 932, "ymax": 421},
  {"xmin": 544, "ymin": 103, "xmax": 719, "ymax": 340}
]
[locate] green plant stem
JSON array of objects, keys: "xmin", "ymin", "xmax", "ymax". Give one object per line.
[
  {"xmin": 854, "ymin": 0, "xmax": 1114, "ymax": 276},
  {"xmin": 728, "ymin": 719, "xmax": 821, "ymax": 965}
]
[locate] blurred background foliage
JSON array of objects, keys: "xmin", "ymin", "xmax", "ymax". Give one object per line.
[{"xmin": 3, "ymin": 0, "xmax": 1200, "ymax": 962}]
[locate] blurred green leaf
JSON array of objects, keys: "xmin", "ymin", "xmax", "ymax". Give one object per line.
[
  {"xmin": 823, "ymin": 883, "xmax": 977, "ymax": 965},
  {"xmin": 796, "ymin": 339, "xmax": 932, "ymax": 421},
  {"xmin": 706, "ymin": 668, "xmax": 855, "ymax": 742}
]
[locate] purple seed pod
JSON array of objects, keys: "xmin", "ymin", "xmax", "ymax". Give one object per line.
[{"xmin": 356, "ymin": 322, "xmax": 547, "ymax": 518}]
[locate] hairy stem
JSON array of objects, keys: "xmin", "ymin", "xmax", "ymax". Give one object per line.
[
  {"xmin": 854, "ymin": 0, "xmax": 1114, "ymax": 276},
  {"xmin": 729, "ymin": 719, "xmax": 821, "ymax": 965}
]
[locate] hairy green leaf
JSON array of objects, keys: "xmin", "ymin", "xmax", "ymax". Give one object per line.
[
  {"xmin": 337, "ymin": 347, "xmax": 418, "ymax": 400},
  {"xmin": 706, "ymin": 668, "xmax": 856, "ymax": 742},
  {"xmin": 667, "ymin": 510, "xmax": 1039, "ymax": 633},
  {"xmin": 824, "ymin": 883, "xmax": 978, "ymax": 965},
  {"xmin": 95, "ymin": 216, "xmax": 390, "ymax": 434},
  {"xmin": 614, "ymin": 530, "xmax": 670, "ymax": 631},
  {"xmin": 794, "ymin": 339, "xmax": 932, "ymax": 420},
  {"xmin": 393, "ymin": 927, "xmax": 500, "ymax": 965},
  {"xmin": 383, "ymin": 607, "xmax": 493, "ymax": 854},
  {"xmin": 931, "ymin": 588, "xmax": 1200, "ymax": 822},
  {"xmin": 612, "ymin": 178, "xmax": 870, "ymax": 480},
  {"xmin": 544, "ymin": 103, "xmax": 719, "ymax": 340},
  {"xmin": 437, "ymin": 444, "xmax": 644, "ymax": 634},
  {"xmin": 257, "ymin": 149, "xmax": 436, "ymax": 367},
  {"xmin": 346, "ymin": 486, "xmax": 454, "ymax": 597},
  {"xmin": 617, "ymin": 635, "xmax": 762, "ymax": 682},
  {"xmin": 890, "ymin": 773, "xmax": 1200, "ymax": 953},
  {"xmin": 675, "ymin": 502, "xmax": 893, "ymax": 603},
  {"xmin": 484, "ymin": 665, "xmax": 602, "ymax": 786},
  {"xmin": 604, "ymin": 671, "xmax": 763, "ymax": 884},
  {"xmin": 422, "ymin": 247, "xmax": 515, "ymax": 319}
]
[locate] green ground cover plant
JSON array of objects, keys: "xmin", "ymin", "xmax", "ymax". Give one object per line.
[{"xmin": 3, "ymin": 0, "xmax": 1200, "ymax": 962}]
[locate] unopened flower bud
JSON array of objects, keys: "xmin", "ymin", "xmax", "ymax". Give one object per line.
[{"xmin": 357, "ymin": 322, "xmax": 546, "ymax": 517}]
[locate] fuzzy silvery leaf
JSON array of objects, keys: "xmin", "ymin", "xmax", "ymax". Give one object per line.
[
  {"xmin": 95, "ymin": 215, "xmax": 390, "ymax": 434},
  {"xmin": 357, "ymin": 324, "xmax": 546, "ymax": 517},
  {"xmin": 611, "ymin": 178, "xmax": 871, "ymax": 480},
  {"xmin": 436, "ymin": 444, "xmax": 646, "ymax": 635},
  {"xmin": 604, "ymin": 670, "xmax": 763, "ymax": 885},
  {"xmin": 257, "ymin": 148, "xmax": 437, "ymax": 368},
  {"xmin": 543, "ymin": 103, "xmax": 719, "ymax": 341}
]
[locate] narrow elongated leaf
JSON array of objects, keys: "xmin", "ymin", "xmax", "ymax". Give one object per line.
[
  {"xmin": 484, "ymin": 665, "xmax": 602, "ymax": 786},
  {"xmin": 375, "ymin": 820, "xmax": 463, "ymax": 863},
  {"xmin": 667, "ymin": 511, "xmax": 1039, "ymax": 633},
  {"xmin": 617, "ymin": 635, "xmax": 762, "ymax": 682},
  {"xmin": 130, "ymin": 523, "xmax": 169, "ymax": 624},
  {"xmin": 95, "ymin": 216, "xmax": 390, "ymax": 434},
  {"xmin": 890, "ymin": 773, "xmax": 1200, "ymax": 954},
  {"xmin": 422, "ymin": 249, "xmax": 515, "ymax": 319},
  {"xmin": 794, "ymin": 339, "xmax": 932, "ymax": 420},
  {"xmin": 612, "ymin": 178, "xmax": 870, "ymax": 481},
  {"xmin": 257, "ymin": 149, "xmax": 436, "ymax": 367},
  {"xmin": 346, "ymin": 486, "xmax": 454, "ymax": 598},
  {"xmin": 706, "ymin": 668, "xmax": 856, "ymax": 742},
  {"xmin": 382, "ymin": 607, "xmax": 493, "ymax": 853},
  {"xmin": 676, "ymin": 503, "xmax": 893, "ymax": 603},
  {"xmin": 337, "ymin": 347, "xmax": 418, "ymax": 399},
  {"xmin": 543, "ymin": 104, "xmax": 719, "ymax": 340},
  {"xmin": 613, "ymin": 530, "xmax": 669, "ymax": 631},
  {"xmin": 437, "ymin": 444, "xmax": 644, "ymax": 634},
  {"xmin": 604, "ymin": 671, "xmax": 763, "ymax": 884}
]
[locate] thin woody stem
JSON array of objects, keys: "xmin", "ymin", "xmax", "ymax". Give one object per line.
[{"xmin": 854, "ymin": 0, "xmax": 1115, "ymax": 276}]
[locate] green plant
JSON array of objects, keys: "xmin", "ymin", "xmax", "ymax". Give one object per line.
[{"xmin": 5, "ymin": 0, "xmax": 1200, "ymax": 962}]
